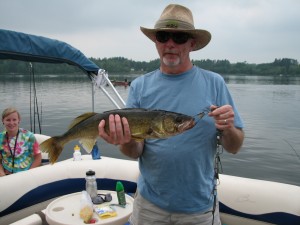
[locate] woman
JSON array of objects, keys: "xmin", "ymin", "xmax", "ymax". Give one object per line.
[{"xmin": 0, "ymin": 107, "xmax": 42, "ymax": 176}]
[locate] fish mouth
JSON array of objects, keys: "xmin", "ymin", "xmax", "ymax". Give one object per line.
[{"xmin": 177, "ymin": 119, "xmax": 195, "ymax": 132}]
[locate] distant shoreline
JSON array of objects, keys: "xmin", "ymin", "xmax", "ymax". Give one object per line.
[{"xmin": 0, "ymin": 57, "xmax": 300, "ymax": 76}]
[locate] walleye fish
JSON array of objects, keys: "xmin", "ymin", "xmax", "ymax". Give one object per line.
[{"xmin": 40, "ymin": 108, "xmax": 200, "ymax": 164}]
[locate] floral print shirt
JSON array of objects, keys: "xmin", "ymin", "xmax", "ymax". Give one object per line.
[{"xmin": 0, "ymin": 128, "xmax": 40, "ymax": 173}]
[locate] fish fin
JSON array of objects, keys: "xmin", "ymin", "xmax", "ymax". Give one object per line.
[
  {"xmin": 146, "ymin": 128, "xmax": 154, "ymax": 135},
  {"xmin": 151, "ymin": 130, "xmax": 164, "ymax": 138},
  {"xmin": 68, "ymin": 112, "xmax": 97, "ymax": 129},
  {"xmin": 40, "ymin": 136, "xmax": 63, "ymax": 164},
  {"xmin": 79, "ymin": 139, "xmax": 97, "ymax": 153},
  {"xmin": 103, "ymin": 108, "xmax": 149, "ymax": 114},
  {"xmin": 132, "ymin": 137, "xmax": 144, "ymax": 142}
]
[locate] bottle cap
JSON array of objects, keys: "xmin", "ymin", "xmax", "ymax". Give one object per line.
[
  {"xmin": 74, "ymin": 145, "xmax": 80, "ymax": 151},
  {"xmin": 116, "ymin": 181, "xmax": 124, "ymax": 191},
  {"xmin": 86, "ymin": 170, "xmax": 95, "ymax": 176}
]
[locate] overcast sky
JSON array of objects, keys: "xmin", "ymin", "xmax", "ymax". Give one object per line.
[{"xmin": 1, "ymin": 0, "xmax": 300, "ymax": 64}]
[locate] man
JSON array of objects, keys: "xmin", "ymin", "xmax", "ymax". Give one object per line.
[{"xmin": 99, "ymin": 4, "xmax": 244, "ymax": 225}]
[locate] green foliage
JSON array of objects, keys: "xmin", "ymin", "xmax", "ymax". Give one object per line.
[
  {"xmin": 0, "ymin": 57, "xmax": 299, "ymax": 76},
  {"xmin": 192, "ymin": 58, "xmax": 299, "ymax": 76}
]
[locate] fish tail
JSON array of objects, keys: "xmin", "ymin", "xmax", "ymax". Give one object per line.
[{"xmin": 40, "ymin": 136, "xmax": 64, "ymax": 164}]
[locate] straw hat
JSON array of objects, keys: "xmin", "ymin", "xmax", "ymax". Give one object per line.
[{"xmin": 140, "ymin": 4, "xmax": 211, "ymax": 51}]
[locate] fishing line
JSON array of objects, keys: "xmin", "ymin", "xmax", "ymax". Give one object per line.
[
  {"xmin": 283, "ymin": 139, "xmax": 300, "ymax": 162},
  {"xmin": 193, "ymin": 108, "xmax": 210, "ymax": 124},
  {"xmin": 193, "ymin": 107, "xmax": 223, "ymax": 224},
  {"xmin": 29, "ymin": 62, "xmax": 42, "ymax": 134}
]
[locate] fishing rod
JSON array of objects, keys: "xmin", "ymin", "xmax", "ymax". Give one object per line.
[
  {"xmin": 29, "ymin": 62, "xmax": 42, "ymax": 134},
  {"xmin": 283, "ymin": 139, "xmax": 300, "ymax": 162}
]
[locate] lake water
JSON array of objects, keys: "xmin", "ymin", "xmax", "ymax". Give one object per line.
[{"xmin": 1, "ymin": 74, "xmax": 300, "ymax": 186}]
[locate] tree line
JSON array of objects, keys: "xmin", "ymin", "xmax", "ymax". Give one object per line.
[{"xmin": 0, "ymin": 57, "xmax": 299, "ymax": 76}]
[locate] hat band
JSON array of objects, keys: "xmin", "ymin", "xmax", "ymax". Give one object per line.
[{"xmin": 154, "ymin": 19, "xmax": 195, "ymax": 30}]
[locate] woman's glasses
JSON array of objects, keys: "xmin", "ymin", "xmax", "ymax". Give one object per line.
[
  {"xmin": 92, "ymin": 193, "xmax": 112, "ymax": 204},
  {"xmin": 155, "ymin": 31, "xmax": 191, "ymax": 44}
]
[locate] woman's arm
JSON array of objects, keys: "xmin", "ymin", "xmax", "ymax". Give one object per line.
[
  {"xmin": 29, "ymin": 139, "xmax": 42, "ymax": 169},
  {"xmin": 30, "ymin": 153, "xmax": 42, "ymax": 169},
  {"xmin": 0, "ymin": 161, "xmax": 6, "ymax": 176}
]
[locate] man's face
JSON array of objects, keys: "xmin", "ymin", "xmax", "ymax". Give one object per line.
[{"xmin": 155, "ymin": 31, "xmax": 195, "ymax": 70}]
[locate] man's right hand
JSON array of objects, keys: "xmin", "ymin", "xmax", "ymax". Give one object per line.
[{"xmin": 98, "ymin": 114, "xmax": 132, "ymax": 145}]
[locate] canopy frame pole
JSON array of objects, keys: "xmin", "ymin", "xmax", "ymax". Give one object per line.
[
  {"xmin": 91, "ymin": 81, "xmax": 95, "ymax": 112},
  {"xmin": 91, "ymin": 69, "xmax": 126, "ymax": 109}
]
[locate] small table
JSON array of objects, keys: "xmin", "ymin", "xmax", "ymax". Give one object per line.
[{"xmin": 46, "ymin": 190, "xmax": 134, "ymax": 225}]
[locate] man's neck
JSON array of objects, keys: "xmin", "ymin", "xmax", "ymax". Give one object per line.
[{"xmin": 160, "ymin": 61, "xmax": 193, "ymax": 75}]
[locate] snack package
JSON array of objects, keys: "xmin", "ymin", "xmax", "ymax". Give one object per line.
[
  {"xmin": 80, "ymin": 191, "xmax": 94, "ymax": 223},
  {"xmin": 94, "ymin": 205, "xmax": 117, "ymax": 219}
]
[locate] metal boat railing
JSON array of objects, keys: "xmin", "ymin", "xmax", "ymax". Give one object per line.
[{"xmin": 91, "ymin": 69, "xmax": 126, "ymax": 110}]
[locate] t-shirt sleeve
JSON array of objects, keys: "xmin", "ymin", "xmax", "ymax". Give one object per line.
[{"xmin": 32, "ymin": 140, "xmax": 41, "ymax": 155}]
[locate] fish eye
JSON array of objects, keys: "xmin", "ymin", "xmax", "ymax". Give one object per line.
[{"xmin": 175, "ymin": 117, "xmax": 183, "ymax": 123}]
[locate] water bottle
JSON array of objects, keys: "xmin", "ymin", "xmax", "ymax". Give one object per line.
[
  {"xmin": 85, "ymin": 169, "xmax": 98, "ymax": 202},
  {"xmin": 116, "ymin": 181, "xmax": 126, "ymax": 206},
  {"xmin": 73, "ymin": 145, "xmax": 81, "ymax": 161},
  {"xmin": 91, "ymin": 142, "xmax": 101, "ymax": 160}
]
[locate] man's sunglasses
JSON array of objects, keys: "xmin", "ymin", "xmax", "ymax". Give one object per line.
[
  {"xmin": 156, "ymin": 31, "xmax": 191, "ymax": 44},
  {"xmin": 92, "ymin": 193, "xmax": 112, "ymax": 204}
]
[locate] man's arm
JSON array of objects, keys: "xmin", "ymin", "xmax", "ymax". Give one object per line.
[
  {"xmin": 119, "ymin": 139, "xmax": 144, "ymax": 159},
  {"xmin": 221, "ymin": 127, "xmax": 244, "ymax": 154}
]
